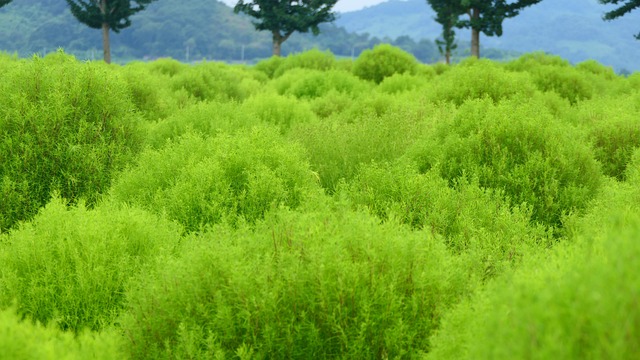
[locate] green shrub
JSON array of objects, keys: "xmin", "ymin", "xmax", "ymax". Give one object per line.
[
  {"xmin": 170, "ymin": 61, "xmax": 264, "ymax": 101},
  {"xmin": 352, "ymin": 44, "xmax": 419, "ymax": 84},
  {"xmin": 429, "ymin": 58, "xmax": 536, "ymax": 105},
  {"xmin": 344, "ymin": 162, "xmax": 550, "ymax": 258},
  {"xmin": 0, "ymin": 197, "xmax": 181, "ymax": 332},
  {"xmin": 427, "ymin": 208, "xmax": 640, "ymax": 360},
  {"xmin": 506, "ymin": 53, "xmax": 594, "ymax": 104},
  {"xmin": 111, "ymin": 127, "xmax": 318, "ymax": 231},
  {"xmin": 254, "ymin": 56, "xmax": 285, "ymax": 79},
  {"xmin": 144, "ymin": 99, "xmax": 258, "ymax": 149},
  {"xmin": 408, "ymin": 97, "xmax": 602, "ymax": 229},
  {"xmin": 119, "ymin": 62, "xmax": 189, "ymax": 121},
  {"xmin": 121, "ymin": 204, "xmax": 467, "ymax": 359},
  {"xmin": 0, "ymin": 307, "xmax": 124, "ymax": 360},
  {"xmin": 576, "ymin": 59, "xmax": 617, "ymax": 80},
  {"xmin": 241, "ymin": 93, "xmax": 317, "ymax": 133},
  {"xmin": 290, "ymin": 96, "xmax": 435, "ymax": 191},
  {"xmin": 308, "ymin": 89, "xmax": 355, "ymax": 118},
  {"xmin": 0, "ymin": 54, "xmax": 143, "ymax": 232},
  {"xmin": 377, "ymin": 72, "xmax": 430, "ymax": 94},
  {"xmin": 273, "ymin": 48, "xmax": 337, "ymax": 77},
  {"xmin": 147, "ymin": 57, "xmax": 188, "ymax": 77},
  {"xmin": 271, "ymin": 68, "xmax": 371, "ymax": 99},
  {"xmin": 571, "ymin": 95, "xmax": 640, "ymax": 180}
]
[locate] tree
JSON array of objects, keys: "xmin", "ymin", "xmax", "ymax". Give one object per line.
[
  {"xmin": 427, "ymin": 0, "xmax": 464, "ymax": 64},
  {"xmin": 600, "ymin": 0, "xmax": 640, "ymax": 39},
  {"xmin": 453, "ymin": 0, "xmax": 542, "ymax": 58},
  {"xmin": 234, "ymin": 0, "xmax": 338, "ymax": 57},
  {"xmin": 0, "ymin": 1, "xmax": 12, "ymax": 9},
  {"xmin": 65, "ymin": 0, "xmax": 157, "ymax": 63}
]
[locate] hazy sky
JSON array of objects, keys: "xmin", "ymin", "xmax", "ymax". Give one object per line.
[{"xmin": 220, "ymin": 0, "xmax": 390, "ymax": 13}]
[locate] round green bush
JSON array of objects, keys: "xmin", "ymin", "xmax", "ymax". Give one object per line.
[
  {"xmin": 0, "ymin": 54, "xmax": 143, "ymax": 232},
  {"xmin": 110, "ymin": 127, "xmax": 319, "ymax": 231},
  {"xmin": 272, "ymin": 48, "xmax": 337, "ymax": 78},
  {"xmin": 0, "ymin": 307, "xmax": 124, "ymax": 360},
  {"xmin": 170, "ymin": 61, "xmax": 264, "ymax": 101},
  {"xmin": 571, "ymin": 95, "xmax": 640, "ymax": 180},
  {"xmin": 506, "ymin": 53, "xmax": 594, "ymax": 104},
  {"xmin": 408, "ymin": 97, "xmax": 602, "ymax": 229},
  {"xmin": 427, "ymin": 210, "xmax": 640, "ymax": 360},
  {"xmin": 271, "ymin": 68, "xmax": 372, "ymax": 99},
  {"xmin": 241, "ymin": 93, "xmax": 316, "ymax": 133},
  {"xmin": 352, "ymin": 44, "xmax": 419, "ymax": 84},
  {"xmin": 120, "ymin": 205, "xmax": 465, "ymax": 359},
  {"xmin": 429, "ymin": 58, "xmax": 536, "ymax": 105},
  {"xmin": 0, "ymin": 197, "xmax": 181, "ymax": 332}
]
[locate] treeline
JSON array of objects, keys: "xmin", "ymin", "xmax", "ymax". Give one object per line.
[{"xmin": 0, "ymin": 0, "xmax": 519, "ymax": 63}]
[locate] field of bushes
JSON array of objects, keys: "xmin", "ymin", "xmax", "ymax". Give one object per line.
[{"xmin": 1, "ymin": 45, "xmax": 639, "ymax": 359}]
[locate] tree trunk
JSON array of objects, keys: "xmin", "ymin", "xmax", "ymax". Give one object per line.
[
  {"xmin": 99, "ymin": 0, "xmax": 111, "ymax": 64},
  {"xmin": 102, "ymin": 22, "xmax": 111, "ymax": 64},
  {"xmin": 272, "ymin": 40, "xmax": 282, "ymax": 57},
  {"xmin": 272, "ymin": 31, "xmax": 282, "ymax": 57},
  {"xmin": 470, "ymin": 8, "xmax": 480, "ymax": 58},
  {"xmin": 445, "ymin": 50, "xmax": 451, "ymax": 65}
]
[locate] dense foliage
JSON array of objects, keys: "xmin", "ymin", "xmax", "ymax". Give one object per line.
[{"xmin": 0, "ymin": 47, "xmax": 638, "ymax": 359}]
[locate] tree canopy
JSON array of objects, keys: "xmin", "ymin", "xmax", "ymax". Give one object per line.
[
  {"xmin": 427, "ymin": 0, "xmax": 464, "ymax": 64},
  {"xmin": 450, "ymin": 0, "xmax": 543, "ymax": 58},
  {"xmin": 0, "ymin": 1, "xmax": 12, "ymax": 8},
  {"xmin": 234, "ymin": 0, "xmax": 338, "ymax": 56},
  {"xmin": 66, "ymin": 0, "xmax": 157, "ymax": 63},
  {"xmin": 600, "ymin": 0, "xmax": 640, "ymax": 38}
]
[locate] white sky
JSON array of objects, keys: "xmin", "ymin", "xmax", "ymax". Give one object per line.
[{"xmin": 220, "ymin": 0, "xmax": 390, "ymax": 13}]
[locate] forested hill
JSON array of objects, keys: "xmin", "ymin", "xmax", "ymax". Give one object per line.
[
  {"xmin": 0, "ymin": 0, "xmax": 637, "ymax": 71},
  {"xmin": 0, "ymin": 0, "xmax": 452, "ymax": 63},
  {"xmin": 337, "ymin": 0, "xmax": 640, "ymax": 72}
]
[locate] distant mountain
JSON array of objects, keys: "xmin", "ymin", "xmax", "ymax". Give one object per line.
[{"xmin": 336, "ymin": 0, "xmax": 640, "ymax": 72}]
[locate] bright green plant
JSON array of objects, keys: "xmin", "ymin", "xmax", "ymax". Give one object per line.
[
  {"xmin": 290, "ymin": 95, "xmax": 437, "ymax": 191},
  {"xmin": 170, "ymin": 61, "xmax": 265, "ymax": 101},
  {"xmin": 0, "ymin": 197, "xmax": 181, "ymax": 332},
  {"xmin": 571, "ymin": 95, "xmax": 640, "ymax": 180},
  {"xmin": 408, "ymin": 97, "xmax": 602, "ymax": 229},
  {"xmin": 428, "ymin": 57, "xmax": 536, "ymax": 105},
  {"xmin": 427, "ymin": 206, "xmax": 640, "ymax": 359},
  {"xmin": 352, "ymin": 44, "xmax": 419, "ymax": 84},
  {"xmin": 0, "ymin": 53, "xmax": 143, "ymax": 232},
  {"xmin": 144, "ymin": 99, "xmax": 259, "ymax": 149},
  {"xmin": 506, "ymin": 53, "xmax": 595, "ymax": 104},
  {"xmin": 272, "ymin": 48, "xmax": 337, "ymax": 77},
  {"xmin": 377, "ymin": 72, "xmax": 431, "ymax": 94},
  {"xmin": 111, "ymin": 127, "xmax": 319, "ymax": 231},
  {"xmin": 271, "ymin": 68, "xmax": 371, "ymax": 99},
  {"xmin": 241, "ymin": 93, "xmax": 317, "ymax": 133},
  {"xmin": 120, "ymin": 202, "xmax": 467, "ymax": 359},
  {"xmin": 0, "ymin": 307, "xmax": 124, "ymax": 360}
]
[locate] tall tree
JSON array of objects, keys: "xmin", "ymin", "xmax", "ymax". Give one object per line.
[
  {"xmin": 427, "ymin": 0, "xmax": 464, "ymax": 64},
  {"xmin": 600, "ymin": 0, "xmax": 640, "ymax": 39},
  {"xmin": 0, "ymin": 1, "xmax": 12, "ymax": 9},
  {"xmin": 65, "ymin": 0, "xmax": 157, "ymax": 63},
  {"xmin": 455, "ymin": 0, "xmax": 542, "ymax": 58},
  {"xmin": 234, "ymin": 0, "xmax": 338, "ymax": 57}
]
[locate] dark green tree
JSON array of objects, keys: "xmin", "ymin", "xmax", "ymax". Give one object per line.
[
  {"xmin": 455, "ymin": 0, "xmax": 542, "ymax": 58},
  {"xmin": 427, "ymin": 0, "xmax": 464, "ymax": 64},
  {"xmin": 234, "ymin": 0, "xmax": 338, "ymax": 57},
  {"xmin": 65, "ymin": 0, "xmax": 157, "ymax": 63},
  {"xmin": 600, "ymin": 0, "xmax": 640, "ymax": 39},
  {"xmin": 0, "ymin": 1, "xmax": 13, "ymax": 9}
]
